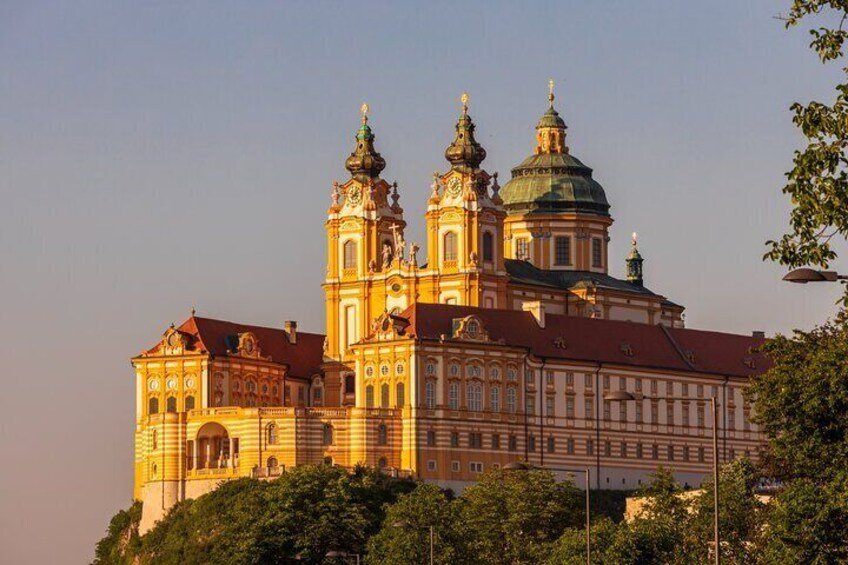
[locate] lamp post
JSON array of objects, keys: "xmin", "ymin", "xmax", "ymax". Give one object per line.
[
  {"xmin": 325, "ymin": 550, "xmax": 361, "ymax": 565},
  {"xmin": 504, "ymin": 461, "xmax": 591, "ymax": 565},
  {"xmin": 782, "ymin": 268, "xmax": 848, "ymax": 283},
  {"xmin": 392, "ymin": 520, "xmax": 434, "ymax": 565},
  {"xmin": 604, "ymin": 390, "xmax": 720, "ymax": 565}
]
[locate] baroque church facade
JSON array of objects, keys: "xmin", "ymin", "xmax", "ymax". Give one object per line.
[{"xmin": 132, "ymin": 87, "xmax": 766, "ymax": 532}]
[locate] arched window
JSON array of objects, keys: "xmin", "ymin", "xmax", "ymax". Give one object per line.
[
  {"xmin": 267, "ymin": 456, "xmax": 278, "ymax": 469},
  {"xmin": 396, "ymin": 382, "xmax": 405, "ymax": 407},
  {"xmin": 323, "ymin": 423, "xmax": 334, "ymax": 446},
  {"xmin": 365, "ymin": 385, "xmax": 374, "ymax": 408},
  {"xmin": 448, "ymin": 382, "xmax": 460, "ymax": 411},
  {"xmin": 483, "ymin": 232, "xmax": 494, "ymax": 262},
  {"xmin": 381, "ymin": 383, "xmax": 390, "ymax": 408},
  {"xmin": 378, "ymin": 424, "xmax": 388, "ymax": 445},
  {"xmin": 185, "ymin": 395, "xmax": 195, "ymax": 411},
  {"xmin": 343, "ymin": 240, "xmax": 357, "ymax": 269},
  {"xmin": 490, "ymin": 386, "xmax": 501, "ymax": 412},
  {"xmin": 506, "ymin": 387, "xmax": 517, "ymax": 414},
  {"xmin": 267, "ymin": 423, "xmax": 277, "ymax": 445},
  {"xmin": 467, "ymin": 383, "xmax": 482, "ymax": 412},
  {"xmin": 166, "ymin": 396, "xmax": 177, "ymax": 413},
  {"xmin": 313, "ymin": 385, "xmax": 323, "ymax": 406},
  {"xmin": 148, "ymin": 397, "xmax": 159, "ymax": 415},
  {"xmin": 443, "ymin": 231, "xmax": 458, "ymax": 261},
  {"xmin": 425, "ymin": 381, "xmax": 436, "ymax": 409}
]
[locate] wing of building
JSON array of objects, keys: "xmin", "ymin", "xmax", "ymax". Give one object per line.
[{"xmin": 132, "ymin": 89, "xmax": 768, "ymax": 532}]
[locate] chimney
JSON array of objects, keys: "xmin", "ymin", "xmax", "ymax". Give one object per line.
[
  {"xmin": 752, "ymin": 330, "xmax": 765, "ymax": 340},
  {"xmin": 522, "ymin": 300, "xmax": 546, "ymax": 328},
  {"xmin": 285, "ymin": 320, "xmax": 297, "ymax": 344}
]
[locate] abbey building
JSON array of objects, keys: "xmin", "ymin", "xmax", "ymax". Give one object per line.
[{"xmin": 132, "ymin": 88, "xmax": 766, "ymax": 532}]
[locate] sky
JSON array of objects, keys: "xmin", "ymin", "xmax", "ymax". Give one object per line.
[{"xmin": 1, "ymin": 1, "xmax": 846, "ymax": 563}]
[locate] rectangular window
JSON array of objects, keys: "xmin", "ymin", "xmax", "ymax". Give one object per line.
[
  {"xmin": 470, "ymin": 462, "xmax": 484, "ymax": 474},
  {"xmin": 492, "ymin": 434, "xmax": 500, "ymax": 450},
  {"xmin": 546, "ymin": 396, "xmax": 555, "ymax": 417},
  {"xmin": 526, "ymin": 394, "xmax": 536, "ymax": 415},
  {"xmin": 547, "ymin": 436, "xmax": 556, "ymax": 453},
  {"xmin": 698, "ymin": 405, "xmax": 705, "ymax": 428},
  {"xmin": 683, "ymin": 403, "xmax": 690, "ymax": 427},
  {"xmin": 604, "ymin": 441, "xmax": 611, "ymax": 456},
  {"xmin": 451, "ymin": 431, "xmax": 459, "ymax": 448},
  {"xmin": 344, "ymin": 374, "xmax": 356, "ymax": 395},
  {"xmin": 482, "ymin": 232, "xmax": 494, "ymax": 262},
  {"xmin": 566, "ymin": 372, "xmax": 574, "ymax": 387},
  {"xmin": 651, "ymin": 444, "xmax": 659, "ymax": 460},
  {"xmin": 586, "ymin": 439, "xmax": 594, "ymax": 455},
  {"xmin": 620, "ymin": 441, "xmax": 628, "ymax": 457},
  {"xmin": 682, "ymin": 383, "xmax": 689, "ymax": 397},
  {"xmin": 567, "ymin": 437, "xmax": 575, "ymax": 454},
  {"xmin": 591, "ymin": 237, "xmax": 602, "ymax": 267},
  {"xmin": 698, "ymin": 447, "xmax": 706, "ymax": 463},
  {"xmin": 619, "ymin": 376, "xmax": 627, "ymax": 391},
  {"xmin": 603, "ymin": 401, "xmax": 611, "ymax": 421},
  {"xmin": 651, "ymin": 403, "xmax": 659, "ymax": 424},
  {"xmin": 668, "ymin": 445, "xmax": 675, "ymax": 461},
  {"xmin": 698, "ymin": 385, "xmax": 704, "ymax": 398},
  {"xmin": 508, "ymin": 435, "xmax": 517, "ymax": 452},
  {"xmin": 666, "ymin": 381, "xmax": 674, "ymax": 395},
  {"xmin": 451, "ymin": 460, "xmax": 460, "ymax": 472},
  {"xmin": 728, "ymin": 407, "xmax": 736, "ymax": 430},
  {"xmin": 585, "ymin": 374, "xmax": 593, "ymax": 390},
  {"xmin": 546, "ymin": 370, "xmax": 555, "ymax": 386},
  {"xmin": 683, "ymin": 445, "xmax": 690, "ymax": 461},
  {"xmin": 667, "ymin": 405, "xmax": 674, "ymax": 426},
  {"xmin": 635, "ymin": 379, "xmax": 643, "ymax": 392},
  {"xmin": 469, "ymin": 432, "xmax": 483, "ymax": 449},
  {"xmin": 585, "ymin": 399, "xmax": 593, "ymax": 420},
  {"xmin": 426, "ymin": 430, "xmax": 436, "ymax": 447},
  {"xmin": 635, "ymin": 403, "xmax": 643, "ymax": 423},
  {"xmin": 516, "ymin": 238, "xmax": 530, "ymax": 260},
  {"xmin": 650, "ymin": 379, "xmax": 658, "ymax": 394},
  {"xmin": 427, "ymin": 460, "xmax": 437, "ymax": 471},
  {"xmin": 528, "ymin": 435, "xmax": 536, "ymax": 452},
  {"xmin": 566, "ymin": 397, "xmax": 575, "ymax": 419},
  {"xmin": 636, "ymin": 443, "xmax": 643, "ymax": 458},
  {"xmin": 554, "ymin": 236, "xmax": 572, "ymax": 265},
  {"xmin": 603, "ymin": 374, "xmax": 610, "ymax": 390}
]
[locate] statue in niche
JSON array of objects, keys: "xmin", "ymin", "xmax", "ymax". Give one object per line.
[{"xmin": 382, "ymin": 242, "xmax": 393, "ymax": 268}]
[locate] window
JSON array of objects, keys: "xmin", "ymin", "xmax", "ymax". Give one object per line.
[
  {"xmin": 449, "ymin": 363, "xmax": 460, "ymax": 377},
  {"xmin": 698, "ymin": 447, "xmax": 706, "ymax": 463},
  {"xmin": 619, "ymin": 376, "xmax": 627, "ymax": 391},
  {"xmin": 449, "ymin": 382, "xmax": 460, "ymax": 411},
  {"xmin": 166, "ymin": 396, "xmax": 177, "ymax": 413},
  {"xmin": 468, "ymin": 363, "xmax": 481, "ymax": 376},
  {"xmin": 185, "ymin": 396, "xmax": 195, "ymax": 411},
  {"xmin": 365, "ymin": 385, "xmax": 374, "ymax": 408},
  {"xmin": 444, "ymin": 231, "xmax": 458, "ymax": 261},
  {"xmin": 313, "ymin": 386, "xmax": 323, "ymax": 404},
  {"xmin": 652, "ymin": 444, "xmax": 659, "ymax": 460},
  {"xmin": 683, "ymin": 403, "xmax": 690, "ymax": 427},
  {"xmin": 380, "ymin": 364, "xmax": 390, "ymax": 377},
  {"xmin": 667, "ymin": 404, "xmax": 674, "ymax": 426},
  {"xmin": 728, "ymin": 407, "xmax": 736, "ymax": 430},
  {"xmin": 506, "ymin": 387, "xmax": 517, "ymax": 414},
  {"xmin": 469, "ymin": 432, "xmax": 483, "ymax": 448},
  {"xmin": 585, "ymin": 373, "xmax": 593, "ymax": 389},
  {"xmin": 396, "ymin": 382, "xmax": 405, "ymax": 407},
  {"xmin": 381, "ymin": 383, "xmax": 390, "ymax": 408},
  {"xmin": 682, "ymin": 383, "xmax": 689, "ymax": 396},
  {"xmin": 666, "ymin": 381, "xmax": 674, "ymax": 395},
  {"xmin": 483, "ymin": 232, "xmax": 494, "ymax": 262},
  {"xmin": 508, "ymin": 435, "xmax": 518, "ymax": 451},
  {"xmin": 323, "ymin": 424, "xmax": 334, "ymax": 446},
  {"xmin": 365, "ymin": 365, "xmax": 374, "ymax": 378},
  {"xmin": 526, "ymin": 394, "xmax": 535, "ymax": 415},
  {"xmin": 528, "ymin": 435, "xmax": 536, "ymax": 452},
  {"xmin": 343, "ymin": 240, "xmax": 357, "ymax": 269},
  {"xmin": 546, "ymin": 396, "xmax": 555, "ymax": 417},
  {"xmin": 427, "ymin": 460, "xmax": 437, "ymax": 471},
  {"xmin": 586, "ymin": 439, "xmax": 594, "ymax": 455},
  {"xmin": 507, "ymin": 367, "xmax": 517, "ymax": 382},
  {"xmin": 603, "ymin": 374, "xmax": 610, "ymax": 390},
  {"xmin": 267, "ymin": 423, "xmax": 278, "ymax": 444},
  {"xmin": 652, "ymin": 402, "xmax": 660, "ymax": 423},
  {"xmin": 637, "ymin": 443, "xmax": 643, "ymax": 458},
  {"xmin": 591, "ymin": 237, "xmax": 602, "ymax": 267},
  {"xmin": 585, "ymin": 399, "xmax": 593, "ymax": 419},
  {"xmin": 567, "ymin": 437, "xmax": 575, "ymax": 454},
  {"xmin": 490, "ymin": 366, "xmax": 500, "ymax": 380},
  {"xmin": 492, "ymin": 434, "xmax": 501, "ymax": 449},
  {"xmin": 525, "ymin": 368, "xmax": 534, "ymax": 385},
  {"xmin": 152, "ymin": 430, "xmax": 158, "ymax": 450},
  {"xmin": 566, "ymin": 372, "xmax": 574, "ymax": 387},
  {"xmin": 683, "ymin": 445, "xmax": 690, "ymax": 461},
  {"xmin": 377, "ymin": 424, "xmax": 388, "ymax": 445},
  {"xmin": 470, "ymin": 462, "xmax": 484, "ymax": 473},
  {"xmin": 698, "ymin": 385, "xmax": 704, "ymax": 398},
  {"xmin": 547, "ymin": 436, "xmax": 556, "ymax": 453},
  {"xmin": 566, "ymin": 397, "xmax": 575, "ymax": 418},
  {"xmin": 426, "ymin": 430, "xmax": 436, "ymax": 447},
  {"xmin": 635, "ymin": 378, "xmax": 643, "ymax": 392},
  {"xmin": 604, "ymin": 441, "xmax": 612, "ymax": 456},
  {"xmin": 546, "ymin": 370, "xmax": 555, "ymax": 386},
  {"xmin": 650, "ymin": 379, "xmax": 658, "ymax": 394},
  {"xmin": 425, "ymin": 381, "xmax": 436, "ymax": 409},
  {"xmin": 344, "ymin": 374, "xmax": 355, "ymax": 395},
  {"xmin": 516, "ymin": 237, "xmax": 530, "ymax": 260},
  {"xmin": 451, "ymin": 431, "xmax": 459, "ymax": 448},
  {"xmin": 425, "ymin": 362, "xmax": 437, "ymax": 376},
  {"xmin": 490, "ymin": 386, "xmax": 501, "ymax": 412},
  {"xmin": 603, "ymin": 401, "xmax": 611, "ymax": 421},
  {"xmin": 620, "ymin": 441, "xmax": 628, "ymax": 457},
  {"xmin": 667, "ymin": 445, "xmax": 674, "ymax": 461},
  {"xmin": 451, "ymin": 460, "xmax": 461, "ymax": 472},
  {"xmin": 554, "ymin": 236, "xmax": 571, "ymax": 265},
  {"xmin": 635, "ymin": 402, "xmax": 643, "ymax": 423},
  {"xmin": 698, "ymin": 405, "xmax": 705, "ymax": 428},
  {"xmin": 395, "ymin": 363, "xmax": 404, "ymax": 375}
]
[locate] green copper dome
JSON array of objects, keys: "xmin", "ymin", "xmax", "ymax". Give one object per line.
[{"xmin": 499, "ymin": 151, "xmax": 610, "ymax": 216}]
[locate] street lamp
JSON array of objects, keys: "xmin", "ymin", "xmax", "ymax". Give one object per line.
[
  {"xmin": 504, "ymin": 461, "xmax": 591, "ymax": 565},
  {"xmin": 392, "ymin": 520, "xmax": 434, "ymax": 565},
  {"xmin": 604, "ymin": 390, "xmax": 721, "ymax": 565},
  {"xmin": 325, "ymin": 550, "xmax": 361, "ymax": 565},
  {"xmin": 782, "ymin": 268, "xmax": 848, "ymax": 283}
]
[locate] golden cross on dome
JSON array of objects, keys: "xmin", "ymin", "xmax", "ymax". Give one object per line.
[
  {"xmin": 361, "ymin": 103, "xmax": 369, "ymax": 124},
  {"xmin": 460, "ymin": 92, "xmax": 469, "ymax": 114},
  {"xmin": 548, "ymin": 79, "xmax": 555, "ymax": 107}
]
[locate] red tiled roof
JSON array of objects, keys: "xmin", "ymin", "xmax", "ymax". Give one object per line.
[
  {"xmin": 155, "ymin": 316, "xmax": 326, "ymax": 378},
  {"xmin": 399, "ymin": 303, "xmax": 768, "ymax": 378}
]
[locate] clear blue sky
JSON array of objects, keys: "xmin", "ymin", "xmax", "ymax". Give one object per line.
[{"xmin": 1, "ymin": 1, "xmax": 845, "ymax": 563}]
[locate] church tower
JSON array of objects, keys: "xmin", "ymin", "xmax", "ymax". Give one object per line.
[
  {"xmin": 324, "ymin": 105, "xmax": 407, "ymax": 368},
  {"xmin": 499, "ymin": 82, "xmax": 613, "ymax": 273},
  {"xmin": 423, "ymin": 93, "xmax": 508, "ymax": 308}
]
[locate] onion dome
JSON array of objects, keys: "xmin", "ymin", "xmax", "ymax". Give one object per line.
[
  {"xmin": 345, "ymin": 104, "xmax": 386, "ymax": 182},
  {"xmin": 499, "ymin": 83, "xmax": 609, "ymax": 216},
  {"xmin": 444, "ymin": 92, "xmax": 487, "ymax": 173}
]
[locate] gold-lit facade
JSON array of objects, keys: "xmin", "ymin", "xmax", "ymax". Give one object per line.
[{"xmin": 133, "ymin": 89, "xmax": 765, "ymax": 533}]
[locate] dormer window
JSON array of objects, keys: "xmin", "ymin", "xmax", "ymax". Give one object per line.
[{"xmin": 466, "ymin": 321, "xmax": 479, "ymax": 336}]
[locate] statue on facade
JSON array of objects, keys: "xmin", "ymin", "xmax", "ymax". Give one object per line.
[{"xmin": 382, "ymin": 242, "xmax": 393, "ymax": 268}]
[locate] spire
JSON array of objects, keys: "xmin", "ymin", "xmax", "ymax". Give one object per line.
[
  {"xmin": 445, "ymin": 91, "xmax": 487, "ymax": 173},
  {"xmin": 535, "ymin": 80, "xmax": 568, "ymax": 155},
  {"xmin": 626, "ymin": 232, "xmax": 644, "ymax": 287},
  {"xmin": 345, "ymin": 103, "xmax": 386, "ymax": 182}
]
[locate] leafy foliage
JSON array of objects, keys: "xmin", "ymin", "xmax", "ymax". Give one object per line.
[
  {"xmin": 92, "ymin": 500, "xmax": 142, "ymax": 565},
  {"xmin": 765, "ymin": 1, "xmax": 848, "ymax": 303}
]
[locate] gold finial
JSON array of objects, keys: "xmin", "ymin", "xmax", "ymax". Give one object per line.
[
  {"xmin": 632, "ymin": 231, "xmax": 638, "ymax": 246},
  {"xmin": 191, "ymin": 306, "xmax": 196, "ymax": 316},
  {"xmin": 361, "ymin": 103, "xmax": 369, "ymax": 124},
  {"xmin": 548, "ymin": 79, "xmax": 555, "ymax": 108},
  {"xmin": 460, "ymin": 92, "xmax": 469, "ymax": 114}
]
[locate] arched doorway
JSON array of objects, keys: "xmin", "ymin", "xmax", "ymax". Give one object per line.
[{"xmin": 195, "ymin": 422, "xmax": 231, "ymax": 470}]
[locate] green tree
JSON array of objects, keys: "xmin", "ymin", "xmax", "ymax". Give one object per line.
[
  {"xmin": 546, "ymin": 516, "xmax": 619, "ymax": 565},
  {"xmin": 366, "ymin": 483, "xmax": 466, "ymax": 565},
  {"xmin": 766, "ymin": 1, "xmax": 848, "ymax": 303},
  {"xmin": 92, "ymin": 501, "xmax": 142, "ymax": 565},
  {"xmin": 457, "ymin": 468, "xmax": 583, "ymax": 565}
]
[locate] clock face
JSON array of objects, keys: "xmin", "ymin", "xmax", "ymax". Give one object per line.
[
  {"xmin": 446, "ymin": 177, "xmax": 462, "ymax": 196},
  {"xmin": 347, "ymin": 185, "xmax": 362, "ymax": 205},
  {"xmin": 166, "ymin": 378, "xmax": 177, "ymax": 390}
]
